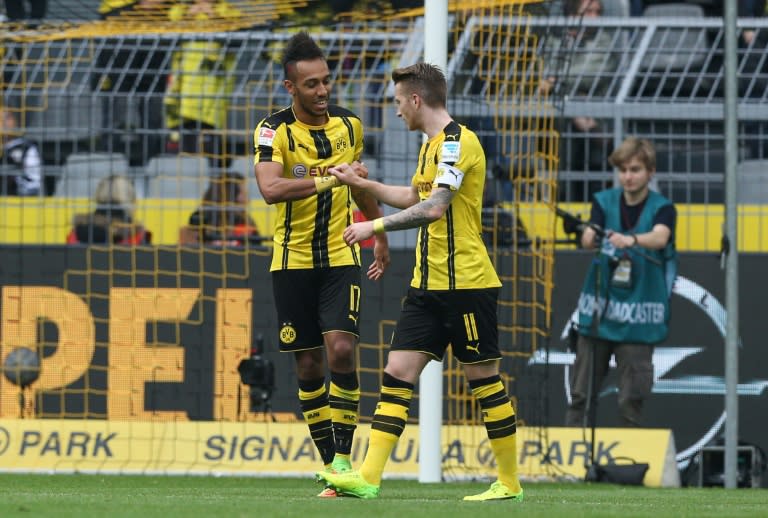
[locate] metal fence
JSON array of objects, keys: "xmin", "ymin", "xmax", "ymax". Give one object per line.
[{"xmin": 3, "ymin": 11, "xmax": 768, "ymax": 249}]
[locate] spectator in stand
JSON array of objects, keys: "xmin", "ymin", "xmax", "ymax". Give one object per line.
[
  {"xmin": 66, "ymin": 175, "xmax": 151, "ymax": 244},
  {"xmin": 179, "ymin": 171, "xmax": 260, "ymax": 246},
  {"xmin": 93, "ymin": 0, "xmax": 169, "ymax": 165},
  {"xmin": 163, "ymin": 0, "xmax": 241, "ymax": 168},
  {"xmin": 539, "ymin": 0, "xmax": 619, "ymax": 201},
  {"xmin": 0, "ymin": 108, "xmax": 42, "ymax": 196}
]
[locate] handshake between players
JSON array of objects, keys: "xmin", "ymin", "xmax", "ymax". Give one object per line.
[{"xmin": 330, "ymin": 162, "xmax": 379, "ymax": 247}]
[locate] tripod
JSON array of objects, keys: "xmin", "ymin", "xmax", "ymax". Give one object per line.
[
  {"xmin": 584, "ymin": 252, "xmax": 603, "ymax": 479},
  {"xmin": 556, "ymin": 206, "xmax": 611, "ymax": 476}
]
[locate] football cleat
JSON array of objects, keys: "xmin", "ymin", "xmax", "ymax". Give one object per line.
[
  {"xmin": 315, "ymin": 457, "xmax": 352, "ymax": 497},
  {"xmin": 329, "ymin": 456, "xmax": 352, "ymax": 474},
  {"xmin": 315, "ymin": 469, "xmax": 380, "ymax": 500},
  {"xmin": 316, "ymin": 486, "xmax": 340, "ymax": 498},
  {"xmin": 463, "ymin": 481, "xmax": 524, "ymax": 502}
]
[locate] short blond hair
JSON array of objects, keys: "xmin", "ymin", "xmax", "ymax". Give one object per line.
[
  {"xmin": 609, "ymin": 137, "xmax": 656, "ymax": 171},
  {"xmin": 95, "ymin": 175, "xmax": 136, "ymax": 214},
  {"xmin": 392, "ymin": 62, "xmax": 447, "ymax": 108}
]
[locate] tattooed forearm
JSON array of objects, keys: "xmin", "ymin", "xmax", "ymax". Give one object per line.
[{"xmin": 383, "ymin": 188, "xmax": 453, "ymax": 232}]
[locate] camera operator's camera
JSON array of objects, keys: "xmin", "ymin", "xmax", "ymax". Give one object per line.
[{"xmin": 237, "ymin": 334, "xmax": 275, "ymax": 413}]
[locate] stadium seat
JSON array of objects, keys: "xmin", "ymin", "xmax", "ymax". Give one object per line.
[
  {"xmin": 227, "ymin": 157, "xmax": 254, "ymax": 178},
  {"xmin": 54, "ymin": 176, "xmax": 103, "ymax": 199},
  {"xmin": 641, "ymin": 4, "xmax": 707, "ymax": 71},
  {"xmin": 635, "ymin": 4, "xmax": 709, "ymax": 97},
  {"xmin": 62, "ymin": 151, "xmax": 129, "ymax": 176},
  {"xmin": 737, "ymin": 160, "xmax": 768, "ymax": 204},
  {"xmin": 145, "ymin": 176, "xmax": 206, "ymax": 199},
  {"xmin": 602, "ymin": 0, "xmax": 629, "ymax": 17},
  {"xmin": 144, "ymin": 154, "xmax": 211, "ymax": 179},
  {"xmin": 219, "ymin": 156, "xmax": 262, "ymax": 200},
  {"xmin": 643, "ymin": 3, "xmax": 706, "ymax": 17},
  {"xmin": 55, "ymin": 152, "xmax": 131, "ymax": 197}
]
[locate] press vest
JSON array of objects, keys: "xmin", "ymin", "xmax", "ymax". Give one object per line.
[{"xmin": 577, "ymin": 188, "xmax": 677, "ymax": 344}]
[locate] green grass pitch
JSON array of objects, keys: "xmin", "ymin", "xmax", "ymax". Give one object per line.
[{"xmin": 0, "ymin": 474, "xmax": 765, "ymax": 518}]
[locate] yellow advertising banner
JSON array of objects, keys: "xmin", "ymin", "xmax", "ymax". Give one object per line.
[{"xmin": 0, "ymin": 420, "xmax": 677, "ymax": 486}]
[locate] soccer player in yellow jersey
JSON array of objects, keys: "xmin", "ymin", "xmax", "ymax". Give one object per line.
[
  {"xmin": 253, "ymin": 32, "xmax": 390, "ymax": 497},
  {"xmin": 316, "ymin": 63, "xmax": 524, "ymax": 502}
]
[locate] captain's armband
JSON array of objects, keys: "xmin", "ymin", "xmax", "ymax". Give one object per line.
[{"xmin": 435, "ymin": 163, "xmax": 464, "ymax": 191}]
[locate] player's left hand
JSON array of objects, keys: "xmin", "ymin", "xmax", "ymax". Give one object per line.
[
  {"xmin": 343, "ymin": 221, "xmax": 374, "ymax": 247},
  {"xmin": 368, "ymin": 234, "xmax": 390, "ymax": 281}
]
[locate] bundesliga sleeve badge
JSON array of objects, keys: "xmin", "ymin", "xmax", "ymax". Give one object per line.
[
  {"xmin": 440, "ymin": 141, "xmax": 461, "ymax": 163},
  {"xmin": 258, "ymin": 127, "xmax": 276, "ymax": 147}
]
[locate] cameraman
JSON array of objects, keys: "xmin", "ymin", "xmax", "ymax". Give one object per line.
[{"xmin": 565, "ymin": 137, "xmax": 677, "ymax": 428}]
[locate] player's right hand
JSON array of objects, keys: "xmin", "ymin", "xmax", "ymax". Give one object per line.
[
  {"xmin": 350, "ymin": 161, "xmax": 369, "ymax": 178},
  {"xmin": 330, "ymin": 163, "xmax": 365, "ymax": 187}
]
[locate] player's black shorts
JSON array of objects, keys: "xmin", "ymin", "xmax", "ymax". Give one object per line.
[
  {"xmin": 390, "ymin": 287, "xmax": 501, "ymax": 364},
  {"xmin": 272, "ymin": 266, "xmax": 362, "ymax": 352}
]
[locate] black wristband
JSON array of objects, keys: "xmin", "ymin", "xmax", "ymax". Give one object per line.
[{"xmin": 631, "ymin": 233, "xmax": 638, "ymax": 246}]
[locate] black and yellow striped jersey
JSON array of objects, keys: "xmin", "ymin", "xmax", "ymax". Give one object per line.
[
  {"xmin": 254, "ymin": 105, "xmax": 364, "ymax": 271},
  {"xmin": 410, "ymin": 121, "xmax": 501, "ymax": 290}
]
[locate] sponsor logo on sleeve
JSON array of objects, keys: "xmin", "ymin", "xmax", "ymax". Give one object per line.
[
  {"xmin": 258, "ymin": 127, "xmax": 276, "ymax": 147},
  {"xmin": 440, "ymin": 141, "xmax": 461, "ymax": 163}
]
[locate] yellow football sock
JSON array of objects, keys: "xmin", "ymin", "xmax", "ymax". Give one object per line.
[
  {"xmin": 360, "ymin": 373, "xmax": 413, "ymax": 485},
  {"xmin": 470, "ymin": 375, "xmax": 521, "ymax": 493}
]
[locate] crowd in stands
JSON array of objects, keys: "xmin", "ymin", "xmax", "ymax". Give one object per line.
[
  {"xmin": 2, "ymin": 0, "xmax": 767, "ymax": 243},
  {"xmin": 162, "ymin": 0, "xmax": 240, "ymax": 167},
  {"xmin": 540, "ymin": 0, "xmax": 620, "ymax": 201}
]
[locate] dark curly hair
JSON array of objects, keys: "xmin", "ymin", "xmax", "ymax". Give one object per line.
[{"xmin": 281, "ymin": 31, "xmax": 326, "ymax": 80}]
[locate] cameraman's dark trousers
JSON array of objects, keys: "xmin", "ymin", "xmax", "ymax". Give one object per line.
[{"xmin": 565, "ymin": 335, "xmax": 654, "ymax": 428}]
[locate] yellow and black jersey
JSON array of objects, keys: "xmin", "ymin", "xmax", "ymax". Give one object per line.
[
  {"xmin": 410, "ymin": 121, "xmax": 501, "ymax": 291},
  {"xmin": 254, "ymin": 105, "xmax": 364, "ymax": 271}
]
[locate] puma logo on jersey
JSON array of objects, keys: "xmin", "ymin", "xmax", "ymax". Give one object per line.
[
  {"xmin": 298, "ymin": 142, "xmax": 310, "ymax": 152},
  {"xmin": 441, "ymin": 166, "xmax": 461, "ymax": 181},
  {"xmin": 466, "ymin": 343, "xmax": 480, "ymax": 354},
  {"xmin": 348, "ymin": 314, "xmax": 358, "ymax": 325}
]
